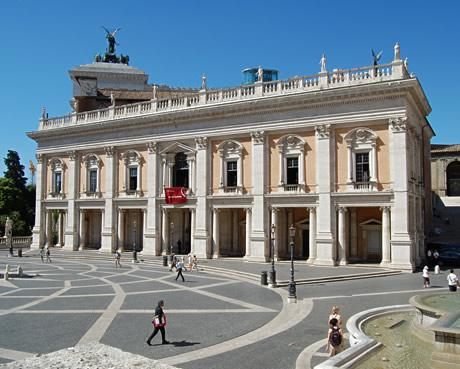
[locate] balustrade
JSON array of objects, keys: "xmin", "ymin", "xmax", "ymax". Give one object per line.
[{"xmin": 38, "ymin": 61, "xmax": 404, "ymax": 131}]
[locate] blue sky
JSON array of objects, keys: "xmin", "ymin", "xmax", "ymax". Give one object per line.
[{"xmin": 0, "ymin": 0, "xmax": 459, "ymax": 178}]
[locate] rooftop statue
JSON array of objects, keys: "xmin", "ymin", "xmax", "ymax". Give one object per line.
[
  {"xmin": 372, "ymin": 49, "xmax": 383, "ymax": 76},
  {"xmin": 94, "ymin": 26, "xmax": 130, "ymax": 65}
]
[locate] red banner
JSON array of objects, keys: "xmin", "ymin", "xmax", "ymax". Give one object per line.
[{"xmin": 164, "ymin": 187, "xmax": 187, "ymax": 204}]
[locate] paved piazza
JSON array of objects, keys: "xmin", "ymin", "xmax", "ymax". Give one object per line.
[{"xmin": 0, "ymin": 250, "xmax": 452, "ymax": 368}]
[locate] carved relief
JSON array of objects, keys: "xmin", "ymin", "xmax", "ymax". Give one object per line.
[
  {"xmin": 251, "ymin": 131, "xmax": 265, "ymax": 144},
  {"xmin": 315, "ymin": 124, "xmax": 331, "ymax": 139},
  {"xmin": 104, "ymin": 146, "xmax": 115, "ymax": 157},
  {"xmin": 67, "ymin": 150, "xmax": 76, "ymax": 161},
  {"xmin": 195, "ymin": 136, "xmax": 208, "ymax": 150},
  {"xmin": 389, "ymin": 117, "xmax": 408, "ymax": 132},
  {"xmin": 146, "ymin": 142, "xmax": 158, "ymax": 153}
]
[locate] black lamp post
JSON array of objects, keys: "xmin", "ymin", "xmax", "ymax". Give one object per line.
[
  {"xmin": 269, "ymin": 224, "xmax": 277, "ymax": 288},
  {"xmin": 132, "ymin": 220, "xmax": 138, "ymax": 263},
  {"xmin": 169, "ymin": 222, "xmax": 174, "ymax": 265},
  {"xmin": 288, "ymin": 224, "xmax": 297, "ymax": 303}
]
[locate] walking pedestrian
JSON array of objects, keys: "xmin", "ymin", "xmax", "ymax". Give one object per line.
[
  {"xmin": 447, "ymin": 269, "xmax": 459, "ymax": 292},
  {"xmin": 423, "ymin": 265, "xmax": 431, "ymax": 288},
  {"xmin": 326, "ymin": 318, "xmax": 345, "ymax": 357},
  {"xmin": 193, "ymin": 254, "xmax": 198, "ymax": 273},
  {"xmin": 328, "ymin": 306, "xmax": 344, "ymax": 327},
  {"xmin": 147, "ymin": 300, "xmax": 169, "ymax": 345},
  {"xmin": 175, "ymin": 259, "xmax": 185, "ymax": 282},
  {"xmin": 169, "ymin": 253, "xmax": 177, "ymax": 272},
  {"xmin": 39, "ymin": 247, "xmax": 45, "ymax": 262},
  {"xmin": 46, "ymin": 247, "xmax": 52, "ymax": 262},
  {"xmin": 187, "ymin": 253, "xmax": 193, "ymax": 272},
  {"xmin": 115, "ymin": 250, "xmax": 121, "ymax": 268}
]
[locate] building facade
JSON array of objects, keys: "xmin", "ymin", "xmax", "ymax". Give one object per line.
[
  {"xmin": 27, "ymin": 44, "xmax": 434, "ymax": 271},
  {"xmin": 431, "ymin": 144, "xmax": 460, "ymax": 198}
]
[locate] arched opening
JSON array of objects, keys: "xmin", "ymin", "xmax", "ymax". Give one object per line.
[{"xmin": 446, "ymin": 161, "xmax": 460, "ymax": 197}]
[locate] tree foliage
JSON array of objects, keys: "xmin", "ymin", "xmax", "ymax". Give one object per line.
[{"xmin": 0, "ymin": 151, "xmax": 34, "ymax": 236}]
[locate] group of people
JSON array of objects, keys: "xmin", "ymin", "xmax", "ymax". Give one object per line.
[
  {"xmin": 39, "ymin": 247, "xmax": 51, "ymax": 262},
  {"xmin": 326, "ymin": 306, "xmax": 346, "ymax": 357},
  {"xmin": 170, "ymin": 253, "xmax": 198, "ymax": 282},
  {"xmin": 422, "ymin": 264, "xmax": 459, "ymax": 291},
  {"xmin": 426, "ymin": 248, "xmax": 440, "ymax": 268}
]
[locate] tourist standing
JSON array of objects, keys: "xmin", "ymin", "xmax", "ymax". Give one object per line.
[
  {"xmin": 115, "ymin": 250, "xmax": 121, "ymax": 268},
  {"xmin": 447, "ymin": 269, "xmax": 459, "ymax": 292},
  {"xmin": 147, "ymin": 300, "xmax": 169, "ymax": 345},
  {"xmin": 326, "ymin": 318, "xmax": 345, "ymax": 357},
  {"xmin": 193, "ymin": 255, "xmax": 198, "ymax": 273},
  {"xmin": 187, "ymin": 253, "xmax": 193, "ymax": 272},
  {"xmin": 423, "ymin": 266, "xmax": 431, "ymax": 288}
]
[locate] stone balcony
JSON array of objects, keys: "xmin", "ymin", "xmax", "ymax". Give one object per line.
[{"xmin": 38, "ymin": 61, "xmax": 409, "ymax": 131}]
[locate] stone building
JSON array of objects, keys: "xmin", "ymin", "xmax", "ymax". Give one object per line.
[
  {"xmin": 431, "ymin": 144, "xmax": 460, "ymax": 198},
  {"xmin": 27, "ymin": 43, "xmax": 434, "ymax": 271}
]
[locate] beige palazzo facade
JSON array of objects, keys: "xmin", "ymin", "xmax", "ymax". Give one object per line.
[{"xmin": 27, "ymin": 43, "xmax": 434, "ymax": 271}]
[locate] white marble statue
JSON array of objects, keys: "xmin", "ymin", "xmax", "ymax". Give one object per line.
[
  {"xmin": 394, "ymin": 42, "xmax": 400, "ymax": 61},
  {"xmin": 257, "ymin": 66, "xmax": 263, "ymax": 82},
  {"xmin": 201, "ymin": 74, "xmax": 207, "ymax": 90},
  {"xmin": 5, "ymin": 217, "xmax": 12, "ymax": 237},
  {"xmin": 320, "ymin": 54, "xmax": 327, "ymax": 72}
]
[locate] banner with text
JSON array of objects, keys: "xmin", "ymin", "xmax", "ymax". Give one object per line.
[{"xmin": 164, "ymin": 187, "xmax": 187, "ymax": 204}]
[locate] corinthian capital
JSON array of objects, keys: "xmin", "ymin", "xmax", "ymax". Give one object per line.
[
  {"xmin": 389, "ymin": 117, "xmax": 408, "ymax": 132},
  {"xmin": 315, "ymin": 124, "xmax": 331, "ymax": 139},
  {"xmin": 251, "ymin": 131, "xmax": 265, "ymax": 145},
  {"xmin": 195, "ymin": 136, "xmax": 208, "ymax": 150}
]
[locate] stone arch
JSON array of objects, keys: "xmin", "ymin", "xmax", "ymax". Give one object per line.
[{"xmin": 446, "ymin": 160, "xmax": 460, "ymax": 196}]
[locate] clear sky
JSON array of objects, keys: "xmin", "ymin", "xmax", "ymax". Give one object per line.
[{"xmin": 0, "ymin": 0, "xmax": 458, "ymax": 178}]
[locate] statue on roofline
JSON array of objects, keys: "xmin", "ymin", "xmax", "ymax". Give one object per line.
[{"xmin": 94, "ymin": 26, "xmax": 130, "ymax": 65}]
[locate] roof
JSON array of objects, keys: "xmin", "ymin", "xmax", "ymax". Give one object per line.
[{"xmin": 431, "ymin": 144, "xmax": 460, "ymax": 153}]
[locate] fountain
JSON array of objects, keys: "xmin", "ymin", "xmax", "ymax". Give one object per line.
[{"xmin": 314, "ymin": 293, "xmax": 460, "ymax": 369}]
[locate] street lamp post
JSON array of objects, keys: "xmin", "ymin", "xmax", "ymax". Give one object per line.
[
  {"xmin": 269, "ymin": 224, "xmax": 277, "ymax": 288},
  {"xmin": 169, "ymin": 222, "xmax": 174, "ymax": 265},
  {"xmin": 132, "ymin": 220, "xmax": 138, "ymax": 263},
  {"xmin": 288, "ymin": 224, "xmax": 297, "ymax": 303}
]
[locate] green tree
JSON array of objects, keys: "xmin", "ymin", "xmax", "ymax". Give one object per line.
[
  {"xmin": 4, "ymin": 150, "xmax": 27, "ymax": 189},
  {"xmin": 0, "ymin": 151, "xmax": 35, "ymax": 235}
]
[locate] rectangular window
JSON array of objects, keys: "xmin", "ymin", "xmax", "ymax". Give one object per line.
[
  {"xmin": 286, "ymin": 157, "xmax": 299, "ymax": 185},
  {"xmin": 356, "ymin": 153, "xmax": 370, "ymax": 182},
  {"xmin": 129, "ymin": 167, "xmax": 137, "ymax": 191},
  {"xmin": 55, "ymin": 172, "xmax": 62, "ymax": 193},
  {"xmin": 89, "ymin": 170, "xmax": 97, "ymax": 192},
  {"xmin": 227, "ymin": 161, "xmax": 237, "ymax": 187}
]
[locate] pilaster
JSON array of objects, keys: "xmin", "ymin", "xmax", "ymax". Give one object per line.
[{"xmin": 65, "ymin": 150, "xmax": 78, "ymax": 250}]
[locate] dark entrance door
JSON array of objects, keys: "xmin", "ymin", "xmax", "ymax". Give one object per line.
[
  {"xmin": 447, "ymin": 161, "xmax": 460, "ymax": 197},
  {"xmin": 302, "ymin": 229, "xmax": 309, "ymax": 259}
]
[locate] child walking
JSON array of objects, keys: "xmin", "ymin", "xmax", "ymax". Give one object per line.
[{"xmin": 423, "ymin": 265, "xmax": 430, "ymax": 288}]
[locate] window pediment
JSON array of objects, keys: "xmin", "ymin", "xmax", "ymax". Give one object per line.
[
  {"xmin": 345, "ymin": 128, "xmax": 378, "ymax": 148},
  {"xmin": 277, "ymin": 134, "xmax": 305, "ymax": 153},
  {"xmin": 121, "ymin": 150, "xmax": 142, "ymax": 165},
  {"xmin": 48, "ymin": 157, "xmax": 64, "ymax": 170},
  {"xmin": 82, "ymin": 153, "xmax": 101, "ymax": 168}
]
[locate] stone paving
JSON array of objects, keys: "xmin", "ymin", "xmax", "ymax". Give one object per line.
[{"xmin": 0, "ymin": 248, "xmax": 455, "ymax": 369}]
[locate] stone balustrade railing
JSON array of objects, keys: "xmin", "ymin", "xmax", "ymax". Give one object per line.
[
  {"xmin": 39, "ymin": 61, "xmax": 408, "ymax": 131},
  {"xmin": 0, "ymin": 236, "xmax": 32, "ymax": 248}
]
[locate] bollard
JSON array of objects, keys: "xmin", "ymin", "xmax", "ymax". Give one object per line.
[
  {"xmin": 163, "ymin": 256, "xmax": 168, "ymax": 266},
  {"xmin": 17, "ymin": 266, "xmax": 23, "ymax": 277},
  {"xmin": 434, "ymin": 264, "xmax": 440, "ymax": 275},
  {"xmin": 260, "ymin": 271, "xmax": 268, "ymax": 286}
]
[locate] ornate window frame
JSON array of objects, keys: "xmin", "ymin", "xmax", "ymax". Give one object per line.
[
  {"xmin": 48, "ymin": 157, "xmax": 65, "ymax": 198},
  {"xmin": 82, "ymin": 153, "xmax": 101, "ymax": 198},
  {"xmin": 217, "ymin": 140, "xmax": 243, "ymax": 194},
  {"xmin": 276, "ymin": 134, "xmax": 305, "ymax": 192},
  {"xmin": 345, "ymin": 128, "xmax": 378, "ymax": 191},
  {"xmin": 121, "ymin": 150, "xmax": 142, "ymax": 197}
]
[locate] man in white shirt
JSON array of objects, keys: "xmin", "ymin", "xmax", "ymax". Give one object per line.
[{"xmin": 447, "ymin": 269, "xmax": 459, "ymax": 292}]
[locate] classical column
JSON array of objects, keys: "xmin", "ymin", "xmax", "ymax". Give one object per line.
[
  {"xmin": 161, "ymin": 208, "xmax": 168, "ymax": 255},
  {"xmin": 117, "ymin": 208, "xmax": 122, "ymax": 251},
  {"xmin": 101, "ymin": 146, "xmax": 115, "ymax": 252},
  {"xmin": 58, "ymin": 211, "xmax": 64, "ymax": 247},
  {"xmin": 190, "ymin": 209, "xmax": 196, "ymax": 254},
  {"xmin": 194, "ymin": 136, "xmax": 210, "ymax": 258},
  {"xmin": 350, "ymin": 208, "xmax": 358, "ymax": 259},
  {"xmin": 32, "ymin": 154, "xmax": 45, "ymax": 248},
  {"xmin": 245, "ymin": 208, "xmax": 252, "ymax": 258},
  {"xmin": 380, "ymin": 206, "xmax": 391, "ymax": 266},
  {"xmin": 212, "ymin": 208, "xmax": 220, "ymax": 257},
  {"xmin": 145, "ymin": 142, "xmax": 158, "ymax": 255},
  {"xmin": 389, "ymin": 117, "xmax": 414, "ymax": 271},
  {"xmin": 314, "ymin": 124, "xmax": 335, "ymax": 266},
  {"xmin": 79, "ymin": 210, "xmax": 86, "ymax": 250},
  {"xmin": 45, "ymin": 210, "xmax": 52, "ymax": 247},
  {"xmin": 250, "ymin": 131, "xmax": 268, "ymax": 261},
  {"xmin": 65, "ymin": 150, "xmax": 78, "ymax": 250},
  {"xmin": 307, "ymin": 207, "xmax": 317, "ymax": 264},
  {"xmin": 271, "ymin": 207, "xmax": 279, "ymax": 259},
  {"xmin": 337, "ymin": 206, "xmax": 348, "ymax": 265},
  {"xmin": 232, "ymin": 210, "xmax": 239, "ymax": 253},
  {"xmin": 347, "ymin": 144, "xmax": 353, "ymax": 183}
]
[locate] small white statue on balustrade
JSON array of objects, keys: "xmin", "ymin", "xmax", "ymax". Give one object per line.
[
  {"xmin": 201, "ymin": 74, "xmax": 207, "ymax": 90},
  {"xmin": 320, "ymin": 54, "xmax": 327, "ymax": 72},
  {"xmin": 42, "ymin": 107, "xmax": 46, "ymax": 119},
  {"xmin": 404, "ymin": 57, "xmax": 409, "ymax": 70},
  {"xmin": 110, "ymin": 92, "xmax": 115, "ymax": 107},
  {"xmin": 394, "ymin": 42, "xmax": 400, "ymax": 61},
  {"xmin": 257, "ymin": 66, "xmax": 263, "ymax": 82}
]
